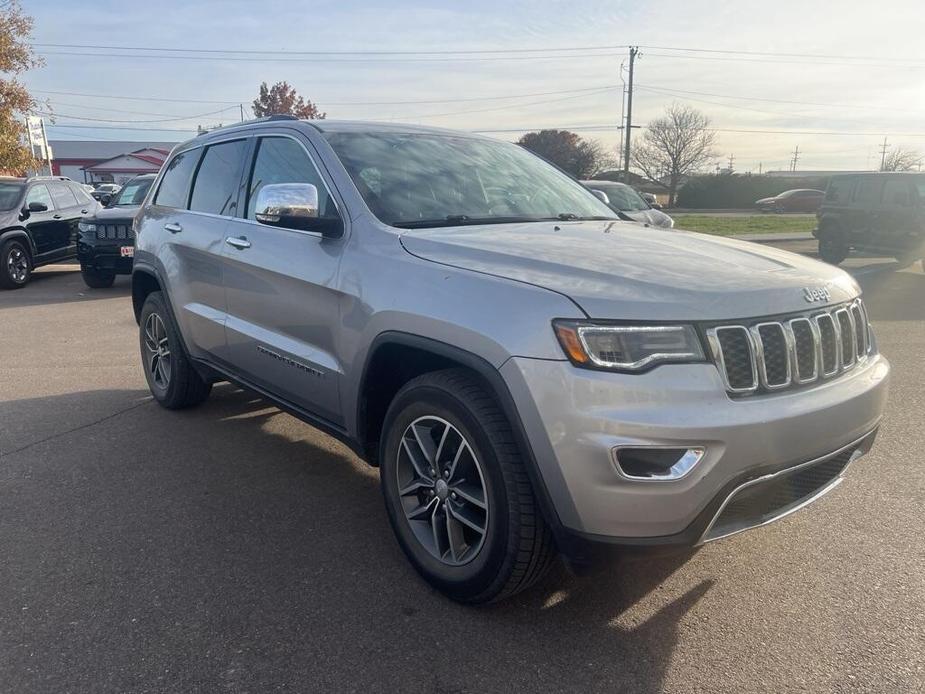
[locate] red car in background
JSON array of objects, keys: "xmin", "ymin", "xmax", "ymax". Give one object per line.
[{"xmin": 755, "ymin": 188, "xmax": 824, "ymax": 213}]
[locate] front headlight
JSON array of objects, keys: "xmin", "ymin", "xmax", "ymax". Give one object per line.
[
  {"xmin": 78, "ymin": 222, "xmax": 96, "ymax": 233},
  {"xmin": 553, "ymin": 321, "xmax": 705, "ymax": 372}
]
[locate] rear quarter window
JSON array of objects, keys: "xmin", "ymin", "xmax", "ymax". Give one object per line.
[
  {"xmin": 154, "ymin": 148, "xmax": 201, "ymax": 209},
  {"xmin": 826, "ymin": 177, "xmax": 854, "ymax": 202}
]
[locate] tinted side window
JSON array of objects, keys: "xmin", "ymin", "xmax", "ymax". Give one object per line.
[
  {"xmin": 245, "ymin": 137, "xmax": 337, "ymax": 221},
  {"xmin": 71, "ymin": 184, "xmax": 93, "ymax": 205},
  {"xmin": 882, "ymin": 178, "xmax": 911, "ymax": 207},
  {"xmin": 189, "ymin": 139, "xmax": 248, "ymax": 216},
  {"xmin": 49, "ymin": 183, "xmax": 78, "ymax": 209},
  {"xmin": 25, "ymin": 184, "xmax": 54, "ymax": 210},
  {"xmin": 853, "ymin": 177, "xmax": 883, "ymax": 206},
  {"xmin": 154, "ymin": 148, "xmax": 201, "ymax": 208},
  {"xmin": 826, "ymin": 177, "xmax": 854, "ymax": 202}
]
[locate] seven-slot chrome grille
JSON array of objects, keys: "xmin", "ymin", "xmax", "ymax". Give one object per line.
[
  {"xmin": 707, "ymin": 299, "xmax": 872, "ymax": 395},
  {"xmin": 96, "ymin": 224, "xmax": 134, "ymax": 240}
]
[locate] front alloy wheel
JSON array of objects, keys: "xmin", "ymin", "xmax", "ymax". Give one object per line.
[
  {"xmin": 143, "ymin": 312, "xmax": 172, "ymax": 390},
  {"xmin": 396, "ymin": 416, "xmax": 489, "ymax": 566}
]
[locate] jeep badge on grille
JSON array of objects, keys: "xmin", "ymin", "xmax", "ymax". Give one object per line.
[{"xmin": 803, "ymin": 286, "xmax": 830, "ymax": 303}]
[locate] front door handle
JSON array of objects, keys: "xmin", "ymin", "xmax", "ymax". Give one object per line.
[
  {"xmin": 225, "ymin": 236, "xmax": 251, "ymax": 250},
  {"xmin": 164, "ymin": 222, "xmax": 182, "ymax": 234},
  {"xmin": 53, "ymin": 214, "xmax": 62, "ymax": 219}
]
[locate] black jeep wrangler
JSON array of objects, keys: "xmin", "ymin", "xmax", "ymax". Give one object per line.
[
  {"xmin": 77, "ymin": 174, "xmax": 156, "ymax": 288},
  {"xmin": 815, "ymin": 172, "xmax": 925, "ymax": 265}
]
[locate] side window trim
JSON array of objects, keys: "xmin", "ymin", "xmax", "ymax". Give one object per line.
[
  {"xmin": 26, "ymin": 184, "xmax": 55, "ymax": 211},
  {"xmin": 243, "ymin": 131, "xmax": 342, "ymax": 223},
  {"xmin": 152, "ymin": 145, "xmax": 203, "ymax": 209},
  {"xmin": 187, "ymin": 137, "xmax": 250, "ymax": 218}
]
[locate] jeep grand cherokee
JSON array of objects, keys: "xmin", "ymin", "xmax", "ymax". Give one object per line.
[{"xmin": 131, "ymin": 117, "xmax": 890, "ymax": 603}]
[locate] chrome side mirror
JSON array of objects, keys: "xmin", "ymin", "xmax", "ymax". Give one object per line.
[
  {"xmin": 590, "ymin": 189, "xmax": 610, "ymax": 204},
  {"xmin": 255, "ymin": 183, "xmax": 320, "ymax": 223}
]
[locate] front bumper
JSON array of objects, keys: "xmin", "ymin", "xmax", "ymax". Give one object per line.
[
  {"xmin": 500, "ymin": 354, "xmax": 889, "ymax": 543},
  {"xmin": 77, "ymin": 237, "xmax": 134, "ymax": 274}
]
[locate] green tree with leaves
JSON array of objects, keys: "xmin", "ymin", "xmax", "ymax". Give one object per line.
[
  {"xmin": 252, "ymin": 81, "xmax": 325, "ymax": 119},
  {"xmin": 0, "ymin": 0, "xmax": 42, "ymax": 175}
]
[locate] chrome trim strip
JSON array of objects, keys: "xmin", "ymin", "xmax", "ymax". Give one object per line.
[
  {"xmin": 750, "ymin": 322, "xmax": 791, "ymax": 390},
  {"xmin": 612, "ymin": 446, "xmax": 706, "ymax": 482},
  {"xmin": 707, "ymin": 326, "xmax": 758, "ymax": 394},
  {"xmin": 814, "ymin": 312, "xmax": 840, "ymax": 377},
  {"xmin": 835, "ymin": 308, "xmax": 856, "ymax": 370},
  {"xmin": 697, "ymin": 428, "xmax": 877, "ymax": 545},
  {"xmin": 786, "ymin": 317, "xmax": 819, "ymax": 384}
]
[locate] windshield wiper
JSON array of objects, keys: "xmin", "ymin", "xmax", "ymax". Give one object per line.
[{"xmin": 392, "ymin": 215, "xmax": 547, "ymax": 229}]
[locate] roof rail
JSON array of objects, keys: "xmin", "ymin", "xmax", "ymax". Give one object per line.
[
  {"xmin": 26, "ymin": 175, "xmax": 72, "ymax": 182},
  {"xmin": 195, "ymin": 114, "xmax": 299, "ymax": 136}
]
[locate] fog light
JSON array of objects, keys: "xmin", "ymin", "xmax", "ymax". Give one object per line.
[{"xmin": 613, "ymin": 446, "xmax": 705, "ymax": 481}]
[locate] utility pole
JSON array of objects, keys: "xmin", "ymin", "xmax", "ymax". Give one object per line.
[
  {"xmin": 727, "ymin": 153, "xmax": 735, "ymax": 173},
  {"xmin": 239, "ymin": 104, "xmax": 245, "ymax": 122},
  {"xmin": 879, "ymin": 136, "xmax": 889, "ymax": 171},
  {"xmin": 790, "ymin": 145, "xmax": 800, "ymax": 172},
  {"xmin": 758, "ymin": 162, "xmax": 763, "ymax": 175},
  {"xmin": 623, "ymin": 46, "xmax": 639, "ymax": 182}
]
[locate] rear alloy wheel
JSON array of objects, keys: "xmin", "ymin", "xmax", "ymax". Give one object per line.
[
  {"xmin": 380, "ymin": 369, "xmax": 555, "ymax": 604},
  {"xmin": 81, "ymin": 265, "xmax": 116, "ymax": 289},
  {"xmin": 139, "ymin": 291, "xmax": 212, "ymax": 409},
  {"xmin": 0, "ymin": 239, "xmax": 31, "ymax": 289}
]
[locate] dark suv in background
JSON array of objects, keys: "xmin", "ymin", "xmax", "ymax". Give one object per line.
[
  {"xmin": 77, "ymin": 173, "xmax": 156, "ymax": 288},
  {"xmin": 815, "ymin": 172, "xmax": 925, "ymax": 265},
  {"xmin": 0, "ymin": 176, "xmax": 100, "ymax": 289}
]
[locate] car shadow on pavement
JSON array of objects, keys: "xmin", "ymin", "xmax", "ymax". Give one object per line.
[
  {"xmin": 0, "ymin": 383, "xmax": 711, "ymax": 693},
  {"xmin": 0, "ymin": 268, "xmax": 132, "ymax": 309},
  {"xmin": 858, "ymin": 266, "xmax": 925, "ymax": 322}
]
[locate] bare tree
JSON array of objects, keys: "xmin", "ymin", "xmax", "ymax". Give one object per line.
[
  {"xmin": 631, "ymin": 104, "xmax": 717, "ymax": 206},
  {"xmin": 881, "ymin": 146, "xmax": 922, "ymax": 172}
]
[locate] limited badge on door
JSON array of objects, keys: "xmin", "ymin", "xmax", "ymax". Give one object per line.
[{"xmin": 120, "ymin": 246, "xmax": 134, "ymax": 258}]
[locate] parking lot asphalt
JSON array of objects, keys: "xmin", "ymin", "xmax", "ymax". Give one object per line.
[{"xmin": 1, "ymin": 259, "xmax": 923, "ymax": 694}]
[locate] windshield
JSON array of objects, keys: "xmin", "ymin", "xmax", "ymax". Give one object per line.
[
  {"xmin": 0, "ymin": 182, "xmax": 24, "ymax": 210},
  {"xmin": 111, "ymin": 178, "xmax": 152, "ymax": 206},
  {"xmin": 324, "ymin": 132, "xmax": 617, "ymax": 228},
  {"xmin": 588, "ymin": 182, "xmax": 650, "ymax": 212}
]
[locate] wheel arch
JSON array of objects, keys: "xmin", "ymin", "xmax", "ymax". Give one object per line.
[
  {"xmin": 356, "ymin": 331, "xmax": 565, "ymax": 532},
  {"xmin": 0, "ymin": 228, "xmax": 35, "ymax": 259}
]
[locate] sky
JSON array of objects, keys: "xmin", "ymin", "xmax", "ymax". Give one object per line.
[{"xmin": 23, "ymin": 0, "xmax": 925, "ymax": 173}]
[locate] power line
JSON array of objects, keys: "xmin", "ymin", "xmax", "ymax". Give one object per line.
[
  {"xmin": 634, "ymin": 84, "xmax": 925, "ymax": 114},
  {"xmin": 35, "ymin": 49, "xmax": 628, "ymax": 64},
  {"xmin": 643, "ymin": 51, "xmax": 925, "ymax": 69},
  {"xmin": 399, "ymin": 88, "xmax": 618, "ymax": 120},
  {"xmin": 31, "ymin": 42, "xmax": 628, "ymax": 56},
  {"xmin": 32, "ymin": 84, "xmax": 622, "ymax": 108},
  {"xmin": 35, "ymin": 105, "xmax": 240, "ymax": 123},
  {"xmin": 33, "ymin": 41, "xmax": 925, "ymax": 64},
  {"xmin": 637, "ymin": 44, "xmax": 925, "ymax": 64}
]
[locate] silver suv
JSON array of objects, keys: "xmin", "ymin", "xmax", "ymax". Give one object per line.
[{"xmin": 132, "ymin": 117, "xmax": 890, "ymax": 603}]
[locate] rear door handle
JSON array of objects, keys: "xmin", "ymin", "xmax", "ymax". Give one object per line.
[
  {"xmin": 164, "ymin": 222, "xmax": 182, "ymax": 234},
  {"xmin": 53, "ymin": 214, "xmax": 62, "ymax": 219},
  {"xmin": 81, "ymin": 209, "xmax": 89, "ymax": 214},
  {"xmin": 225, "ymin": 236, "xmax": 251, "ymax": 250}
]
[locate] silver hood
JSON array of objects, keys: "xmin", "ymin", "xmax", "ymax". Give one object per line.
[{"xmin": 399, "ymin": 220, "xmax": 860, "ymax": 321}]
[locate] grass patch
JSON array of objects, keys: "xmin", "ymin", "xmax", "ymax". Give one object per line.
[{"xmin": 672, "ymin": 214, "xmax": 816, "ymax": 236}]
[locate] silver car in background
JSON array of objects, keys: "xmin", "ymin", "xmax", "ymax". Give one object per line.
[
  {"xmin": 582, "ymin": 179, "xmax": 675, "ymax": 228},
  {"xmin": 131, "ymin": 118, "xmax": 889, "ymax": 603}
]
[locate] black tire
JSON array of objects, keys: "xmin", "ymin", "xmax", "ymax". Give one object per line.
[
  {"xmin": 0, "ymin": 238, "xmax": 31, "ymax": 289},
  {"xmin": 818, "ymin": 236, "xmax": 848, "ymax": 265},
  {"xmin": 81, "ymin": 265, "xmax": 116, "ymax": 289},
  {"xmin": 379, "ymin": 368, "xmax": 556, "ymax": 604},
  {"xmin": 139, "ymin": 291, "xmax": 212, "ymax": 409}
]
